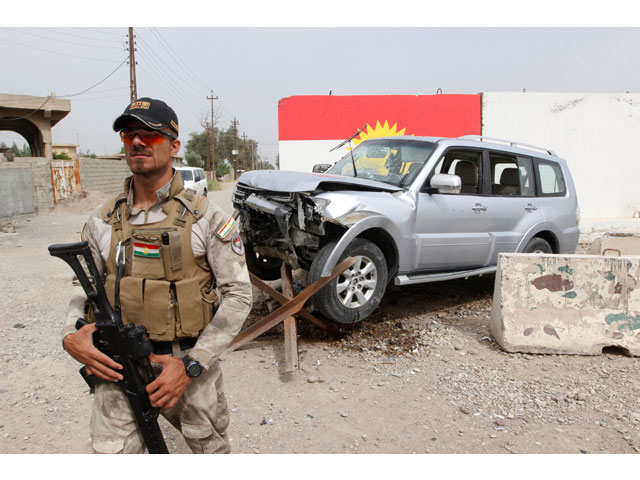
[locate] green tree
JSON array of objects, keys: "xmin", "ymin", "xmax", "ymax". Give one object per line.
[
  {"xmin": 184, "ymin": 122, "xmax": 261, "ymax": 175},
  {"xmin": 256, "ymin": 160, "xmax": 274, "ymax": 170},
  {"xmin": 79, "ymin": 149, "xmax": 97, "ymax": 158},
  {"xmin": 216, "ymin": 161, "xmax": 230, "ymax": 178},
  {"xmin": 53, "ymin": 151, "xmax": 71, "ymax": 160}
]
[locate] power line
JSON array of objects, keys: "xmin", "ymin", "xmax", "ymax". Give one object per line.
[
  {"xmin": 136, "ymin": 32, "xmax": 207, "ymax": 101},
  {"xmin": 149, "ymin": 28, "xmax": 213, "ymax": 93},
  {"xmin": 36, "ymin": 27, "xmax": 124, "ymax": 44},
  {"xmin": 70, "ymin": 94, "xmax": 130, "ymax": 102},
  {"xmin": 59, "ymin": 58, "xmax": 129, "ymax": 97},
  {"xmin": 143, "ymin": 29, "xmax": 240, "ymax": 137},
  {"xmin": 135, "ymin": 48, "xmax": 204, "ymax": 113},
  {"xmin": 135, "ymin": 50, "xmax": 203, "ymax": 111},
  {"xmin": 2, "ymin": 97, "xmax": 51, "ymax": 121},
  {"xmin": 0, "ymin": 36, "xmax": 122, "ymax": 62},
  {"xmin": 1, "ymin": 27, "xmax": 123, "ymax": 49},
  {"xmin": 72, "ymin": 27, "xmax": 124, "ymax": 38},
  {"xmin": 136, "ymin": 62, "xmax": 204, "ymax": 121}
]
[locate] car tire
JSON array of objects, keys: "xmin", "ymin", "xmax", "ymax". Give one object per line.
[
  {"xmin": 244, "ymin": 241, "xmax": 283, "ymax": 280},
  {"xmin": 522, "ymin": 237, "xmax": 553, "ymax": 254},
  {"xmin": 308, "ymin": 238, "xmax": 387, "ymax": 325}
]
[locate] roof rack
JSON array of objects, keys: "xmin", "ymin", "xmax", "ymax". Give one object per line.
[{"xmin": 457, "ymin": 135, "xmax": 557, "ymax": 156}]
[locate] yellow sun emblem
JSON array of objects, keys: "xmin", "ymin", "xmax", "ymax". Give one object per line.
[{"xmin": 352, "ymin": 120, "xmax": 411, "ymax": 146}]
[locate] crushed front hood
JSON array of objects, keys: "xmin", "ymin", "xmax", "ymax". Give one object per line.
[{"xmin": 237, "ymin": 170, "xmax": 402, "ymax": 193}]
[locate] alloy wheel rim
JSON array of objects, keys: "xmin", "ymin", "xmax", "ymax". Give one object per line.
[{"xmin": 335, "ymin": 255, "xmax": 377, "ymax": 308}]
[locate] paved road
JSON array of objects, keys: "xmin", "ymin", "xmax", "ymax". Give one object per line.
[{"xmin": 207, "ymin": 181, "xmax": 235, "ymax": 214}]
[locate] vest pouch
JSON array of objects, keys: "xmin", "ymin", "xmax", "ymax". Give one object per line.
[
  {"xmin": 142, "ymin": 279, "xmax": 173, "ymax": 340},
  {"xmin": 174, "ymin": 278, "xmax": 206, "ymax": 337},
  {"xmin": 131, "ymin": 230, "xmax": 168, "ymax": 280},
  {"xmin": 119, "ymin": 276, "xmax": 144, "ymax": 326},
  {"xmin": 160, "ymin": 230, "xmax": 183, "ymax": 282}
]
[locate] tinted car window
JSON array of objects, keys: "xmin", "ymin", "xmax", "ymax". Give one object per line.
[
  {"xmin": 431, "ymin": 149, "xmax": 482, "ymax": 194},
  {"xmin": 536, "ymin": 161, "xmax": 566, "ymax": 196},
  {"xmin": 489, "ymin": 153, "xmax": 535, "ymax": 196},
  {"xmin": 179, "ymin": 169, "xmax": 193, "ymax": 181}
]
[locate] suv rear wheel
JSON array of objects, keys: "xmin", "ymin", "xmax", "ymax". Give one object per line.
[
  {"xmin": 309, "ymin": 238, "xmax": 387, "ymax": 325},
  {"xmin": 523, "ymin": 237, "xmax": 552, "ymax": 254}
]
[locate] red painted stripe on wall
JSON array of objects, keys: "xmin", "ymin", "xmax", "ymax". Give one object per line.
[{"xmin": 278, "ymin": 94, "xmax": 481, "ymax": 141}]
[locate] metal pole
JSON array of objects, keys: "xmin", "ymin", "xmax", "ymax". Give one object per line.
[
  {"xmin": 128, "ymin": 27, "xmax": 137, "ymax": 102},
  {"xmin": 206, "ymin": 92, "xmax": 218, "ymax": 180}
]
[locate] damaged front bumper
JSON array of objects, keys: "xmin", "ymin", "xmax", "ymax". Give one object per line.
[{"xmin": 233, "ymin": 185, "xmax": 339, "ymax": 269}]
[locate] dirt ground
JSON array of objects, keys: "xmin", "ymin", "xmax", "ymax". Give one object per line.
[{"xmin": 1, "ymin": 183, "xmax": 640, "ymax": 455}]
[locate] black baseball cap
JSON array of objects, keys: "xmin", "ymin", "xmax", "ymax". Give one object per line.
[{"xmin": 113, "ymin": 97, "xmax": 179, "ymax": 136}]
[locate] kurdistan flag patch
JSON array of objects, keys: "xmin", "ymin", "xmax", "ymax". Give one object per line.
[
  {"xmin": 133, "ymin": 241, "xmax": 160, "ymax": 258},
  {"xmin": 216, "ymin": 216, "xmax": 236, "ymax": 239}
]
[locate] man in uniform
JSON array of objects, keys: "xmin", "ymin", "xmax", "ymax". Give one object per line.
[{"xmin": 61, "ymin": 97, "xmax": 252, "ymax": 454}]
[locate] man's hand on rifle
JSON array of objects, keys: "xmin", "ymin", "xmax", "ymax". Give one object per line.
[
  {"xmin": 63, "ymin": 323, "xmax": 124, "ymax": 382},
  {"xmin": 146, "ymin": 354, "xmax": 192, "ymax": 409}
]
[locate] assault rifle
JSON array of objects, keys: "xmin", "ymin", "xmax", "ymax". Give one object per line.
[{"xmin": 48, "ymin": 240, "xmax": 168, "ymax": 454}]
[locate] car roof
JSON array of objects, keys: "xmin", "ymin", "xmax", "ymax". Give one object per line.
[{"xmin": 363, "ymin": 135, "xmax": 561, "ymax": 161}]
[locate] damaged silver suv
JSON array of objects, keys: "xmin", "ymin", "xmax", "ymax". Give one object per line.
[{"xmin": 232, "ymin": 135, "xmax": 580, "ymax": 324}]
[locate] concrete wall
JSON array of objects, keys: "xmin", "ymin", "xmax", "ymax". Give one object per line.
[
  {"xmin": 0, "ymin": 157, "xmax": 53, "ymax": 215},
  {"xmin": 78, "ymin": 157, "xmax": 131, "ymax": 195},
  {"xmin": 482, "ymin": 92, "xmax": 640, "ymax": 219},
  {"xmin": 0, "ymin": 168, "xmax": 35, "ymax": 217}
]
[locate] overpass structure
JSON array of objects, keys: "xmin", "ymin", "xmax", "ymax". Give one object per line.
[{"xmin": 0, "ymin": 93, "xmax": 71, "ymax": 159}]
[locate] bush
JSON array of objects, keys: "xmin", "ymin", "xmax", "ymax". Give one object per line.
[
  {"xmin": 53, "ymin": 151, "xmax": 71, "ymax": 160},
  {"xmin": 207, "ymin": 179, "xmax": 221, "ymax": 192}
]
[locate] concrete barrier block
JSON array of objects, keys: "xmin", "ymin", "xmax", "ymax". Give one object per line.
[
  {"xmin": 491, "ymin": 253, "xmax": 640, "ymax": 356},
  {"xmin": 590, "ymin": 233, "xmax": 640, "ymax": 256}
]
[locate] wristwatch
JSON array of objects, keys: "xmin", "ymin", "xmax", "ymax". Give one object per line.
[{"xmin": 181, "ymin": 355, "xmax": 203, "ymax": 378}]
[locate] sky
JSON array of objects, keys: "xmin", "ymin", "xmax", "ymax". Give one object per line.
[{"xmin": 2, "ymin": 2, "xmax": 640, "ymax": 167}]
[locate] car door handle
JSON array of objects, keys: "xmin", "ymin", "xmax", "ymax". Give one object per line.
[
  {"xmin": 525, "ymin": 204, "xmax": 538, "ymax": 211},
  {"xmin": 472, "ymin": 203, "xmax": 488, "ymax": 212}
]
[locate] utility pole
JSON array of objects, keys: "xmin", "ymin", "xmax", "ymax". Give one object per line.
[
  {"xmin": 232, "ymin": 118, "xmax": 239, "ymax": 179},
  {"xmin": 205, "ymin": 122, "xmax": 211, "ymax": 176},
  {"xmin": 241, "ymin": 132, "xmax": 248, "ymax": 171},
  {"xmin": 128, "ymin": 27, "xmax": 138, "ymax": 102},
  {"xmin": 206, "ymin": 92, "xmax": 218, "ymax": 180}
]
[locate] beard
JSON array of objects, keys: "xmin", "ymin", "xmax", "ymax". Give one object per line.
[{"xmin": 126, "ymin": 149, "xmax": 157, "ymax": 176}]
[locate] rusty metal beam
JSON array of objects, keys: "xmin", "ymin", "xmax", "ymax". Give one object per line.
[
  {"xmin": 228, "ymin": 257, "xmax": 355, "ymax": 352},
  {"xmin": 248, "ymin": 273, "xmax": 340, "ymax": 337},
  {"xmin": 281, "ymin": 264, "xmax": 298, "ymax": 371}
]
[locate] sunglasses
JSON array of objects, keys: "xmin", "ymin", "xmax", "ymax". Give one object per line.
[{"xmin": 120, "ymin": 128, "xmax": 177, "ymax": 146}]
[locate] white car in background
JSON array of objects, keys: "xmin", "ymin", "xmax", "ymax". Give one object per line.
[{"xmin": 176, "ymin": 167, "xmax": 208, "ymax": 196}]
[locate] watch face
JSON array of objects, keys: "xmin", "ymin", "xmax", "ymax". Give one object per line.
[{"xmin": 187, "ymin": 361, "xmax": 203, "ymax": 377}]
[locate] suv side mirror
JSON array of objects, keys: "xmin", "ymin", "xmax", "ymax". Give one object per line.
[
  {"xmin": 312, "ymin": 164, "xmax": 331, "ymax": 173},
  {"xmin": 430, "ymin": 174, "xmax": 462, "ymax": 194}
]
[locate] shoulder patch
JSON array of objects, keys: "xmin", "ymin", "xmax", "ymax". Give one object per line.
[
  {"xmin": 231, "ymin": 232, "xmax": 245, "ymax": 255},
  {"xmin": 216, "ymin": 215, "xmax": 236, "ymax": 239}
]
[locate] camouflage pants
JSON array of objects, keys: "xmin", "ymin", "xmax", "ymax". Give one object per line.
[{"xmin": 89, "ymin": 354, "xmax": 230, "ymax": 454}]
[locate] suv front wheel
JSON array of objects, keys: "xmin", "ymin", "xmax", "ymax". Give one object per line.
[{"xmin": 309, "ymin": 238, "xmax": 388, "ymax": 325}]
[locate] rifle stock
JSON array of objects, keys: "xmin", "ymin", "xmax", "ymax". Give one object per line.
[{"xmin": 49, "ymin": 241, "xmax": 168, "ymax": 454}]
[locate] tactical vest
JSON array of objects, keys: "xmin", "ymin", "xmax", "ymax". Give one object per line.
[{"xmin": 95, "ymin": 176, "xmax": 218, "ymax": 342}]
